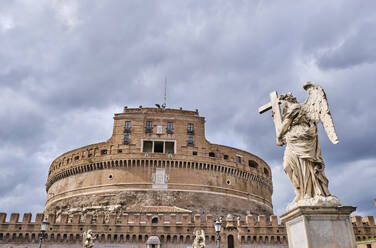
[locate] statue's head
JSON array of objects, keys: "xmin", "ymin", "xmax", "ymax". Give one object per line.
[
  {"xmin": 303, "ymin": 81, "xmax": 317, "ymax": 90},
  {"xmin": 280, "ymin": 92, "xmax": 297, "ymax": 103}
]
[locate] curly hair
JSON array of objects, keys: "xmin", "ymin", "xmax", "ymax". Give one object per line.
[{"xmin": 279, "ymin": 92, "xmax": 298, "ymax": 103}]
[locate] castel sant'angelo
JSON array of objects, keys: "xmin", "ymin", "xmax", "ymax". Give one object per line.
[
  {"xmin": 45, "ymin": 106, "xmax": 273, "ymax": 219},
  {"xmin": 0, "ymin": 106, "xmax": 375, "ymax": 248}
]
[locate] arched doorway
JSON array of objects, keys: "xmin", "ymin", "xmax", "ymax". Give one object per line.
[{"xmin": 227, "ymin": 235, "xmax": 234, "ymax": 248}]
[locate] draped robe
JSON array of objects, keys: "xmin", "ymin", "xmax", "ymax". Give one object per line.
[{"xmin": 282, "ymin": 103, "xmax": 331, "ymax": 200}]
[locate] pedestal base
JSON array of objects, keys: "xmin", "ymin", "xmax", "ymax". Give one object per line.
[{"xmin": 280, "ymin": 206, "xmax": 356, "ymax": 248}]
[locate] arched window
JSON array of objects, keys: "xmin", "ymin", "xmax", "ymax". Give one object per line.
[
  {"xmin": 209, "ymin": 152, "xmax": 215, "ymax": 158},
  {"xmin": 264, "ymin": 168, "xmax": 269, "ymax": 176},
  {"xmin": 248, "ymin": 160, "xmax": 258, "ymax": 168},
  {"xmin": 151, "ymin": 217, "xmax": 158, "ymax": 224}
]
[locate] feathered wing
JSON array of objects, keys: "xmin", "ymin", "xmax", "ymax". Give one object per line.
[{"xmin": 302, "ymin": 82, "xmax": 339, "ymax": 144}]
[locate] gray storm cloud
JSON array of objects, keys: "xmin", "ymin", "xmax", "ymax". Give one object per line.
[{"xmin": 0, "ymin": 0, "xmax": 375, "ymax": 217}]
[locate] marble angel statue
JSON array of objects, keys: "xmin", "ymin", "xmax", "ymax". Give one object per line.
[
  {"xmin": 83, "ymin": 229, "xmax": 96, "ymax": 248},
  {"xmin": 192, "ymin": 229, "xmax": 206, "ymax": 248},
  {"xmin": 259, "ymin": 82, "xmax": 341, "ymax": 210}
]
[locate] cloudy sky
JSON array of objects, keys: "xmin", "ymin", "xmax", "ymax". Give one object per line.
[{"xmin": 0, "ymin": 0, "xmax": 375, "ymax": 219}]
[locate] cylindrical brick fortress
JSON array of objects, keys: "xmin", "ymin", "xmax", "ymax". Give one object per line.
[{"xmin": 45, "ymin": 107, "xmax": 273, "ymax": 217}]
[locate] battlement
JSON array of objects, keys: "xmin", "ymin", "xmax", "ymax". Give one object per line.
[
  {"xmin": 0, "ymin": 212, "xmax": 287, "ymax": 245},
  {"xmin": 0, "ymin": 212, "xmax": 285, "ymax": 228},
  {"xmin": 351, "ymin": 216, "xmax": 376, "ymax": 242},
  {"xmin": 1, "ymin": 212, "xmax": 375, "ymax": 245}
]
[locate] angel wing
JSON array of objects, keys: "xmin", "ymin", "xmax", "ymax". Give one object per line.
[{"xmin": 301, "ymin": 82, "xmax": 339, "ymax": 144}]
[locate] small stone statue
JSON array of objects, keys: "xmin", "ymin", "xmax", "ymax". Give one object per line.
[
  {"xmin": 82, "ymin": 229, "xmax": 96, "ymax": 248},
  {"xmin": 192, "ymin": 229, "xmax": 206, "ymax": 248},
  {"xmin": 259, "ymin": 82, "xmax": 341, "ymax": 211}
]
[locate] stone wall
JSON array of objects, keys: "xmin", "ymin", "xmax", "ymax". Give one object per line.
[
  {"xmin": 0, "ymin": 212, "xmax": 287, "ymax": 247},
  {"xmin": 44, "ymin": 107, "xmax": 273, "ymax": 217},
  {"xmin": 1, "ymin": 212, "xmax": 375, "ymax": 247},
  {"xmin": 352, "ymin": 216, "xmax": 376, "ymax": 242}
]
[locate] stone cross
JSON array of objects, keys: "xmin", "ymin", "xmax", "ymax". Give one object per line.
[{"xmin": 258, "ymin": 91, "xmax": 282, "ymax": 142}]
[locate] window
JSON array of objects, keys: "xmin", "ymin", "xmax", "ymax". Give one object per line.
[
  {"xmin": 167, "ymin": 122, "xmax": 173, "ymax": 130},
  {"xmin": 209, "ymin": 152, "xmax": 215, "ymax": 158},
  {"xmin": 224, "ymin": 155, "xmax": 229, "ymax": 160},
  {"xmin": 187, "ymin": 123, "xmax": 194, "ymax": 134},
  {"xmin": 193, "ymin": 151, "xmax": 198, "ymax": 156},
  {"xmin": 123, "ymin": 135, "xmax": 130, "ymax": 145},
  {"xmin": 249, "ymin": 160, "xmax": 258, "ymax": 168},
  {"xmin": 142, "ymin": 140, "xmax": 175, "ymax": 154},
  {"xmin": 264, "ymin": 168, "xmax": 269, "ymax": 176},
  {"xmin": 187, "ymin": 136, "xmax": 194, "ymax": 146},
  {"xmin": 124, "ymin": 121, "xmax": 131, "ymax": 133},
  {"xmin": 74, "ymin": 156, "xmax": 79, "ymax": 161},
  {"xmin": 146, "ymin": 121, "xmax": 152, "ymax": 128},
  {"xmin": 125, "ymin": 121, "xmax": 131, "ymax": 129},
  {"xmin": 145, "ymin": 121, "xmax": 153, "ymax": 133},
  {"xmin": 237, "ymin": 156, "xmax": 242, "ymax": 163},
  {"xmin": 151, "ymin": 217, "xmax": 158, "ymax": 224},
  {"xmin": 101, "ymin": 150, "xmax": 107, "ymax": 155},
  {"xmin": 154, "ymin": 141, "xmax": 164, "ymax": 153},
  {"xmin": 143, "ymin": 141, "xmax": 153, "ymax": 153},
  {"xmin": 165, "ymin": 141, "xmax": 174, "ymax": 154},
  {"xmin": 167, "ymin": 122, "xmax": 174, "ymax": 133},
  {"xmin": 118, "ymin": 149, "xmax": 122, "ymax": 153}
]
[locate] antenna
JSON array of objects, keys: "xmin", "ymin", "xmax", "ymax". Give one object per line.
[
  {"xmin": 155, "ymin": 78, "xmax": 167, "ymax": 109},
  {"xmin": 162, "ymin": 77, "xmax": 167, "ymax": 109}
]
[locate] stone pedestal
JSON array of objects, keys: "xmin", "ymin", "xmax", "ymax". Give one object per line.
[{"xmin": 280, "ymin": 206, "xmax": 356, "ymax": 248}]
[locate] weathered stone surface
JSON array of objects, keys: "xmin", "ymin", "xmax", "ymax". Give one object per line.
[
  {"xmin": 192, "ymin": 229, "xmax": 206, "ymax": 248},
  {"xmin": 280, "ymin": 206, "xmax": 357, "ymax": 248},
  {"xmin": 260, "ymin": 82, "xmax": 340, "ymax": 210},
  {"xmin": 82, "ymin": 229, "xmax": 95, "ymax": 248},
  {"xmin": 0, "ymin": 212, "xmax": 291, "ymax": 247},
  {"xmin": 47, "ymin": 190, "xmax": 271, "ymax": 219},
  {"xmin": 286, "ymin": 195, "xmax": 341, "ymax": 212},
  {"xmin": 45, "ymin": 107, "xmax": 273, "ymax": 218}
]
